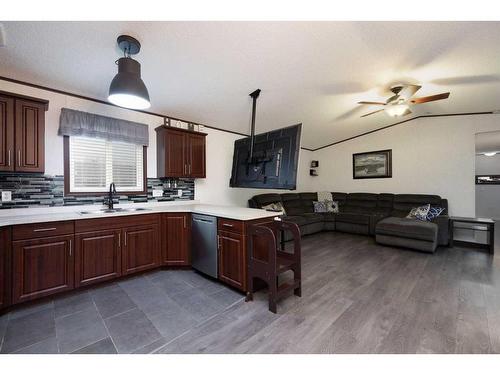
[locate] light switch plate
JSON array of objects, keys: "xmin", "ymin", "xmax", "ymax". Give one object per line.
[
  {"xmin": 152, "ymin": 189, "xmax": 163, "ymax": 197},
  {"xmin": 1, "ymin": 191, "xmax": 12, "ymax": 202},
  {"xmin": 178, "ymin": 189, "xmax": 183, "ymax": 197}
]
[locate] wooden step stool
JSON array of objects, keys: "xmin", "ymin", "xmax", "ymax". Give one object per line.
[{"xmin": 245, "ymin": 220, "xmax": 302, "ymax": 313}]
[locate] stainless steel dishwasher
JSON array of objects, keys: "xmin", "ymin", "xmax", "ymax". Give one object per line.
[{"xmin": 191, "ymin": 214, "xmax": 218, "ymax": 278}]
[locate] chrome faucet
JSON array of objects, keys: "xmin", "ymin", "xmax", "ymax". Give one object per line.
[{"xmin": 107, "ymin": 182, "xmax": 117, "ymax": 210}]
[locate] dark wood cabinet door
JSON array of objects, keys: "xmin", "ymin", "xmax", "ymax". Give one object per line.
[
  {"xmin": 75, "ymin": 230, "xmax": 121, "ymax": 287},
  {"xmin": 15, "ymin": 99, "xmax": 45, "ymax": 172},
  {"xmin": 12, "ymin": 235, "xmax": 74, "ymax": 303},
  {"xmin": 165, "ymin": 129, "xmax": 187, "ymax": 177},
  {"xmin": 187, "ymin": 133, "xmax": 206, "ymax": 178},
  {"xmin": 0, "ymin": 227, "xmax": 12, "ymax": 310},
  {"xmin": 218, "ymin": 230, "xmax": 246, "ymax": 290},
  {"xmin": 122, "ymin": 224, "xmax": 160, "ymax": 275},
  {"xmin": 162, "ymin": 213, "xmax": 190, "ymax": 266},
  {"xmin": 0, "ymin": 95, "xmax": 15, "ymax": 172}
]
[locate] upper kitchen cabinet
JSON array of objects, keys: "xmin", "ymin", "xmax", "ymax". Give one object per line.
[
  {"xmin": 156, "ymin": 126, "xmax": 206, "ymax": 178},
  {"xmin": 0, "ymin": 91, "xmax": 48, "ymax": 173}
]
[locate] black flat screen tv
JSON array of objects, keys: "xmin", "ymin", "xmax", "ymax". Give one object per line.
[{"xmin": 229, "ymin": 123, "xmax": 302, "ymax": 190}]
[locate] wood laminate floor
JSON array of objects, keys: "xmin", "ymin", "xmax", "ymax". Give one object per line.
[
  {"xmin": 2, "ymin": 230, "xmax": 499, "ymax": 354},
  {"xmin": 156, "ymin": 231, "xmax": 500, "ymax": 354}
]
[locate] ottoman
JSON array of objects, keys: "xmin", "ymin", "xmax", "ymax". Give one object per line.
[{"xmin": 375, "ymin": 217, "xmax": 439, "ymax": 253}]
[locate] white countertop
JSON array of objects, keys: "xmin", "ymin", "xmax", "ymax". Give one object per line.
[{"xmin": 0, "ymin": 200, "xmax": 279, "ymax": 227}]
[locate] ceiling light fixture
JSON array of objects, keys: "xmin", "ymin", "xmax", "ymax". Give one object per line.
[
  {"xmin": 385, "ymin": 103, "xmax": 409, "ymax": 117},
  {"xmin": 484, "ymin": 152, "xmax": 498, "ymax": 156},
  {"xmin": 108, "ymin": 35, "xmax": 150, "ymax": 110}
]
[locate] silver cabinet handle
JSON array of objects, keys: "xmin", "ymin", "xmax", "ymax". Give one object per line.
[
  {"xmin": 33, "ymin": 227, "xmax": 57, "ymax": 232},
  {"xmin": 7, "ymin": 150, "xmax": 11, "ymax": 166},
  {"xmin": 217, "ymin": 235, "xmax": 221, "ymax": 249},
  {"xmin": 18, "ymin": 149, "xmax": 21, "ymax": 167},
  {"xmin": 69, "ymin": 239, "xmax": 72, "ymax": 257},
  {"xmin": 124, "ymin": 232, "xmax": 127, "ymax": 247},
  {"xmin": 118, "ymin": 232, "xmax": 121, "ymax": 247},
  {"xmin": 223, "ymin": 223, "xmax": 234, "ymax": 228}
]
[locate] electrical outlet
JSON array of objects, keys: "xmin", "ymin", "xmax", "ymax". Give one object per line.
[
  {"xmin": 1, "ymin": 191, "xmax": 12, "ymax": 202},
  {"xmin": 178, "ymin": 189, "xmax": 183, "ymax": 197},
  {"xmin": 152, "ymin": 189, "xmax": 163, "ymax": 197}
]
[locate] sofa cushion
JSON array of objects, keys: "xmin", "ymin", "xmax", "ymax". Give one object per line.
[
  {"xmin": 250, "ymin": 193, "xmax": 282, "ymax": 208},
  {"xmin": 376, "ymin": 217, "xmax": 438, "ymax": 242},
  {"xmin": 322, "ymin": 213, "xmax": 336, "ymax": 222},
  {"xmin": 302, "ymin": 213, "xmax": 324, "ymax": 224},
  {"xmin": 392, "ymin": 194, "xmax": 443, "ymax": 217},
  {"xmin": 299, "ymin": 192, "xmax": 317, "ymax": 213},
  {"xmin": 282, "ymin": 215, "xmax": 309, "ymax": 226},
  {"xmin": 281, "ymin": 193, "xmax": 305, "ymax": 216},
  {"xmin": 335, "ymin": 212, "xmax": 370, "ymax": 225}
]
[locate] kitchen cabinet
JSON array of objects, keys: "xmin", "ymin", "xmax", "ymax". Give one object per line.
[
  {"xmin": 122, "ymin": 224, "xmax": 160, "ymax": 275},
  {"xmin": 12, "ymin": 234, "xmax": 74, "ymax": 304},
  {"xmin": 0, "ymin": 91, "xmax": 48, "ymax": 173},
  {"xmin": 162, "ymin": 213, "xmax": 191, "ymax": 266},
  {"xmin": 0, "ymin": 227, "xmax": 11, "ymax": 310},
  {"xmin": 156, "ymin": 126, "xmax": 206, "ymax": 178},
  {"xmin": 75, "ymin": 229, "xmax": 121, "ymax": 287},
  {"xmin": 218, "ymin": 230, "xmax": 245, "ymax": 290},
  {"xmin": 0, "ymin": 95, "xmax": 14, "ymax": 171}
]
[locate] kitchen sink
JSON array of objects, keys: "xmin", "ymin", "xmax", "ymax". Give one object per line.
[{"xmin": 79, "ymin": 207, "xmax": 152, "ymax": 215}]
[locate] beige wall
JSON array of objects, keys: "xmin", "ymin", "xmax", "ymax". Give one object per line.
[
  {"xmin": 313, "ymin": 114, "xmax": 500, "ymax": 217},
  {"xmin": 0, "ymin": 80, "xmax": 314, "ymax": 207}
]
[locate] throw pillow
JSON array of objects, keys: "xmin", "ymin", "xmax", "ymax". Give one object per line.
[
  {"xmin": 313, "ymin": 201, "xmax": 327, "ymax": 213},
  {"xmin": 325, "ymin": 200, "xmax": 339, "ymax": 213},
  {"xmin": 426, "ymin": 206, "xmax": 445, "ymax": 221},
  {"xmin": 406, "ymin": 204, "xmax": 431, "ymax": 221},
  {"xmin": 317, "ymin": 191, "xmax": 333, "ymax": 202},
  {"xmin": 262, "ymin": 202, "xmax": 286, "ymax": 215}
]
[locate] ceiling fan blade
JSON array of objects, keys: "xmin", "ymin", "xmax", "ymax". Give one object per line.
[
  {"xmin": 398, "ymin": 84, "xmax": 422, "ymax": 100},
  {"xmin": 358, "ymin": 101, "xmax": 386, "ymax": 105},
  {"xmin": 360, "ymin": 109, "xmax": 385, "ymax": 118},
  {"xmin": 411, "ymin": 92, "xmax": 450, "ymax": 104}
]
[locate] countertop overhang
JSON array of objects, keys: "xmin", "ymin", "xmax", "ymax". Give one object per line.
[{"xmin": 0, "ymin": 201, "xmax": 279, "ymax": 227}]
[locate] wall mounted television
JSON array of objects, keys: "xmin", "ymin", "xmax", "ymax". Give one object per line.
[{"xmin": 229, "ymin": 123, "xmax": 302, "ymax": 190}]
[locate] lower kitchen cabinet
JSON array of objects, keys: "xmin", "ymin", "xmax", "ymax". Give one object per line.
[
  {"xmin": 218, "ymin": 230, "xmax": 246, "ymax": 290},
  {"xmin": 12, "ymin": 234, "xmax": 74, "ymax": 304},
  {"xmin": 122, "ymin": 224, "xmax": 160, "ymax": 275},
  {"xmin": 0, "ymin": 227, "xmax": 11, "ymax": 310},
  {"xmin": 162, "ymin": 213, "xmax": 191, "ymax": 266},
  {"xmin": 75, "ymin": 229, "xmax": 121, "ymax": 287}
]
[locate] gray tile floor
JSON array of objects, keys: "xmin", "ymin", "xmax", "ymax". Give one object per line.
[{"xmin": 0, "ymin": 270, "xmax": 244, "ymax": 354}]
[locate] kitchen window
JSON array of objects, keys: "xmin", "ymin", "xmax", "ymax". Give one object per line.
[{"xmin": 64, "ymin": 136, "xmax": 146, "ymax": 195}]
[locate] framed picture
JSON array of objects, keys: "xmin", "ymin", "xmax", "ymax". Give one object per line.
[{"xmin": 352, "ymin": 149, "xmax": 392, "ymax": 179}]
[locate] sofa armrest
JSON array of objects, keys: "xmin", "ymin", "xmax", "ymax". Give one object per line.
[{"xmin": 432, "ymin": 215, "xmax": 450, "ymax": 246}]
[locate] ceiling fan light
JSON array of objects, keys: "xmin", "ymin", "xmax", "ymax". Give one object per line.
[
  {"xmin": 108, "ymin": 57, "xmax": 150, "ymax": 110},
  {"xmin": 484, "ymin": 152, "xmax": 497, "ymax": 157},
  {"xmin": 385, "ymin": 104, "xmax": 409, "ymax": 117}
]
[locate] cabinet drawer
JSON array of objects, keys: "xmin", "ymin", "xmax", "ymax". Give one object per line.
[
  {"xmin": 13, "ymin": 220, "xmax": 74, "ymax": 240},
  {"xmin": 218, "ymin": 218, "xmax": 244, "ymax": 234}
]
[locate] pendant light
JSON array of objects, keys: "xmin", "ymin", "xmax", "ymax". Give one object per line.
[{"xmin": 108, "ymin": 35, "xmax": 150, "ymax": 110}]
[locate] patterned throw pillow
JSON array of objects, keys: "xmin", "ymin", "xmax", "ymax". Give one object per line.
[
  {"xmin": 406, "ymin": 204, "xmax": 431, "ymax": 221},
  {"xmin": 313, "ymin": 201, "xmax": 328, "ymax": 213},
  {"xmin": 325, "ymin": 200, "xmax": 339, "ymax": 213},
  {"xmin": 426, "ymin": 206, "xmax": 445, "ymax": 221},
  {"xmin": 262, "ymin": 202, "xmax": 286, "ymax": 215}
]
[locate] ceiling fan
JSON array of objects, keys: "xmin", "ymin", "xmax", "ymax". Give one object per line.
[{"xmin": 358, "ymin": 84, "xmax": 450, "ymax": 118}]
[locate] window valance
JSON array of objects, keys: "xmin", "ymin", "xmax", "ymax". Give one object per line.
[{"xmin": 58, "ymin": 108, "xmax": 149, "ymax": 146}]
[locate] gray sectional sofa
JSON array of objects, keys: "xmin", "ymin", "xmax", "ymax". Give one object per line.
[{"xmin": 248, "ymin": 192, "xmax": 450, "ymax": 253}]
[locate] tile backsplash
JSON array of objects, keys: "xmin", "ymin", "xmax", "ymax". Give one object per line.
[{"xmin": 0, "ymin": 173, "xmax": 194, "ymax": 209}]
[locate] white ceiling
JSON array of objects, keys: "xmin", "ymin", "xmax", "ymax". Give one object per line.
[{"xmin": 1, "ymin": 21, "xmax": 500, "ymax": 149}]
